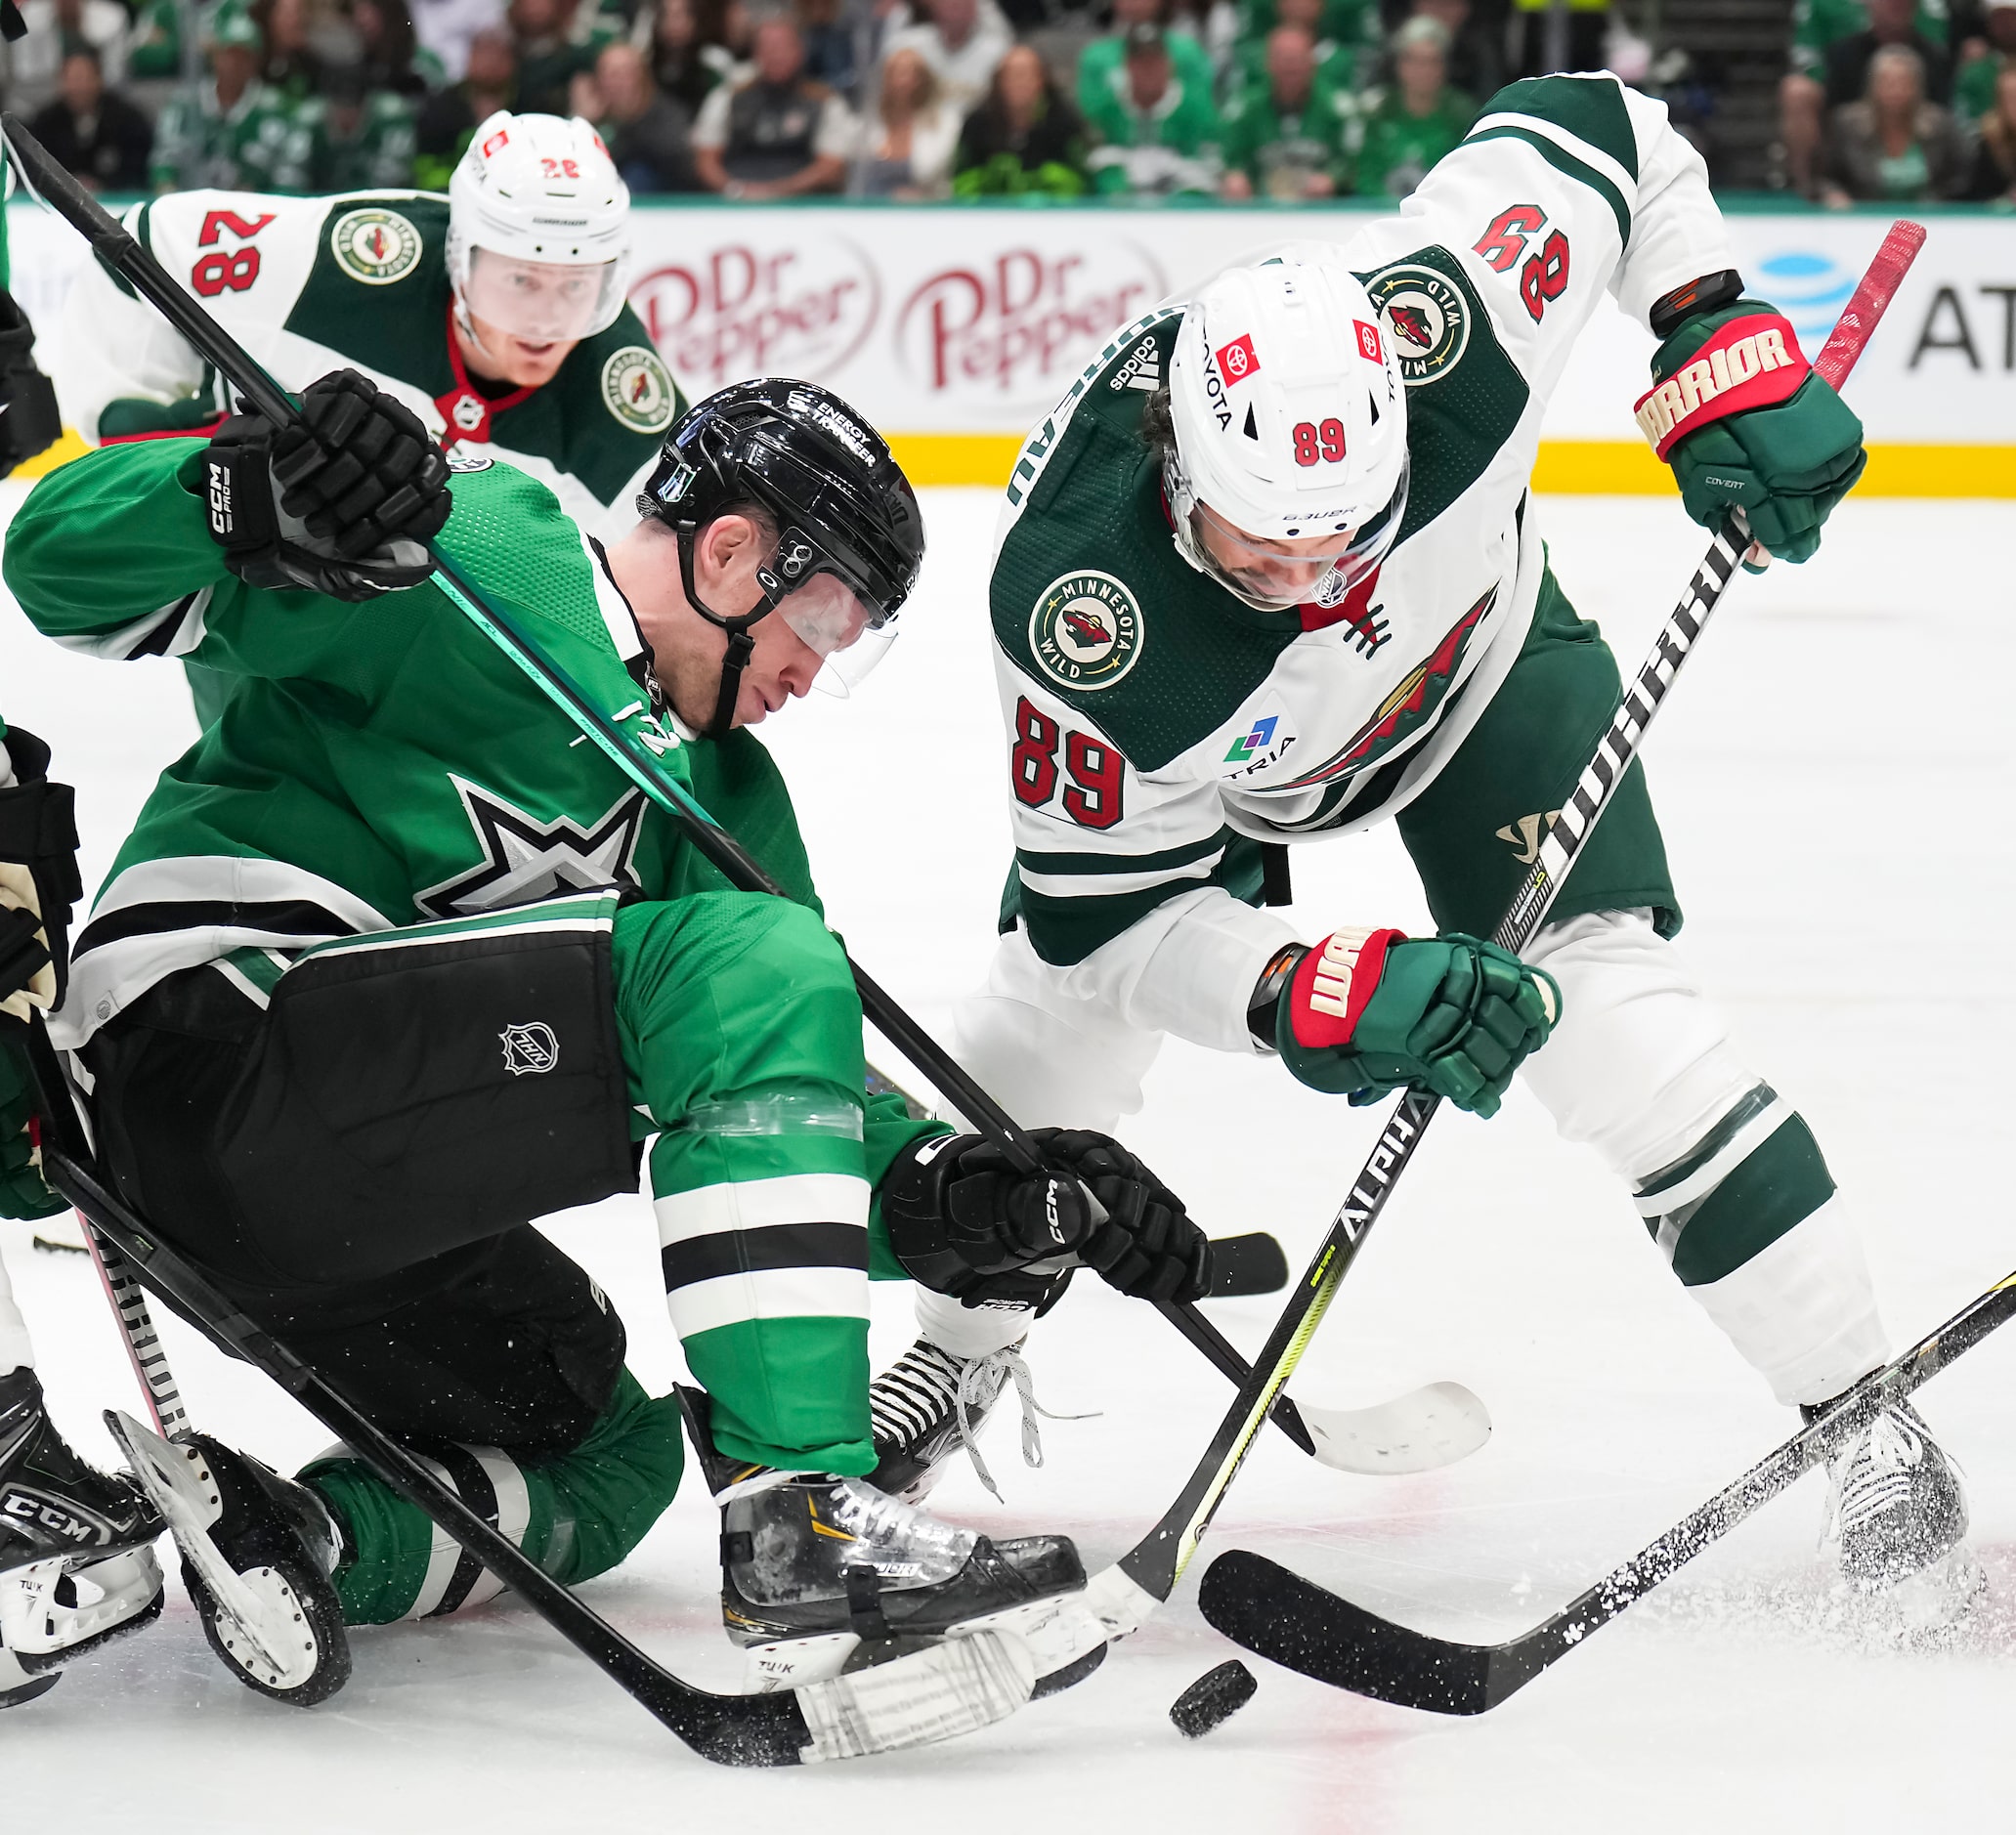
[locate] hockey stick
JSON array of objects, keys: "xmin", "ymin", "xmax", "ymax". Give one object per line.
[
  {"xmin": 19, "ymin": 1019, "xmax": 1069, "ymax": 1765},
  {"xmin": 0, "ymin": 116, "xmax": 1341, "ymax": 1468},
  {"xmin": 1081, "ymin": 220, "xmax": 1928, "ymax": 1641},
  {"xmin": 1199, "ymin": 1263, "xmax": 2016, "ymax": 1711}
]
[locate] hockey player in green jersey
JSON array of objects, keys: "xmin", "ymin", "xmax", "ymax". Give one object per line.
[
  {"xmin": 945, "ymin": 72, "xmax": 1976, "ymax": 1616},
  {"xmin": 3, "ymin": 372, "xmax": 1206, "ymax": 1712}
]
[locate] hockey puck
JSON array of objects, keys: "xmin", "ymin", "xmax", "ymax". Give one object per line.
[{"xmin": 1169, "ymin": 1658, "xmax": 1257, "ymax": 1737}]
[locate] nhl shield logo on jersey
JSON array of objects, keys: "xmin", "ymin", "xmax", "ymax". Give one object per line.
[
  {"xmin": 601, "ymin": 347, "xmax": 678, "ymax": 434},
  {"xmin": 329, "ymin": 207, "xmax": 424, "ymax": 286},
  {"xmin": 1029, "ymin": 571, "xmax": 1143, "ymax": 692},
  {"xmin": 498, "ymin": 1021, "xmax": 559, "ymax": 1077},
  {"xmin": 1367, "ymin": 266, "xmax": 1470, "ymax": 388}
]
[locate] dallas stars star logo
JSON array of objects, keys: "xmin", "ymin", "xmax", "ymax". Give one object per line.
[{"xmin": 417, "ymin": 777, "xmax": 648, "ymax": 918}]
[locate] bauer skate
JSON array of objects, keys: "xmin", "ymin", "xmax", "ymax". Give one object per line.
[
  {"xmin": 676, "ymin": 1385, "xmax": 1107, "ymax": 1697},
  {"xmin": 0, "ymin": 1371, "xmax": 167, "ymax": 1698},
  {"xmin": 868, "ymin": 1337, "xmax": 1079, "ymax": 1504},
  {"xmin": 107, "ymin": 1410, "xmax": 352, "ymax": 1705},
  {"xmin": 1813, "ymin": 1397, "xmax": 1983, "ymax": 1630}
]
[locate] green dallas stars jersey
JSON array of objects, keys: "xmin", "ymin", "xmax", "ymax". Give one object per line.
[
  {"xmin": 2, "ymin": 444, "xmax": 812, "ymax": 1052},
  {"xmin": 988, "ymin": 74, "xmax": 1730, "ymax": 1044},
  {"xmin": 51, "ymin": 190, "xmax": 683, "ymax": 540}
]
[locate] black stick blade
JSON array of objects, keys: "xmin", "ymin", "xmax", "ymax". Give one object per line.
[
  {"xmin": 1207, "ymin": 1232, "xmax": 1290, "ymax": 1299},
  {"xmin": 1198, "ymin": 1551, "xmax": 1501, "ymax": 1716}
]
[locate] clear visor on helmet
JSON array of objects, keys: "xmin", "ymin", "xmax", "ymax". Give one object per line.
[
  {"xmin": 773, "ymin": 568, "xmax": 899, "ymax": 697},
  {"xmin": 461, "ymin": 247, "xmax": 622, "ymax": 344},
  {"xmin": 1176, "ymin": 451, "xmax": 1411, "ymax": 613}
]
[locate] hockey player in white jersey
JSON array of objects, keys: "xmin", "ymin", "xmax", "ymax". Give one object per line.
[{"xmin": 890, "ymin": 71, "xmax": 1976, "ymax": 1614}]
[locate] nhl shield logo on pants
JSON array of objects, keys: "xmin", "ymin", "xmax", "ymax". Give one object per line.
[{"xmin": 499, "ymin": 1022, "xmax": 559, "ymax": 1076}]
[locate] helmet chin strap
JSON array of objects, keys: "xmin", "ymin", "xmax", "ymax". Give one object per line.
[{"xmin": 673, "ymin": 526, "xmax": 785, "ymax": 739}]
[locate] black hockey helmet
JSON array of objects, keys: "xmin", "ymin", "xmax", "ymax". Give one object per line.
[{"xmin": 637, "ymin": 378, "xmax": 925, "ymax": 736}]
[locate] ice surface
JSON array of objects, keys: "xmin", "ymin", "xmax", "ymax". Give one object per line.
[{"xmin": 2, "ymin": 483, "xmax": 2013, "ymax": 1832}]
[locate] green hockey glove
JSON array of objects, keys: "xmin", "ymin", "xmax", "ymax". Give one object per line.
[
  {"xmin": 1274, "ymin": 928, "xmax": 1559, "ymax": 1119},
  {"xmin": 0, "ymin": 1040, "xmax": 64, "ymax": 1221},
  {"xmin": 1635, "ymin": 300, "xmax": 1865, "ymax": 573}
]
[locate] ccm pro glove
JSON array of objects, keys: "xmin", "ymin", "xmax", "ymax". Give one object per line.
[
  {"xmin": 203, "ymin": 368, "xmax": 451, "ymax": 601},
  {"xmin": 881, "ymin": 1127, "xmax": 1213, "ymax": 1306},
  {"xmin": 1635, "ymin": 288, "xmax": 1865, "ymax": 573},
  {"xmin": 1274, "ymin": 928, "xmax": 1559, "ymax": 1119}
]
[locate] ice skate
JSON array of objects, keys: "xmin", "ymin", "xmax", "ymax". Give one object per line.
[
  {"xmin": 868, "ymin": 1336, "xmax": 1068, "ymax": 1504},
  {"xmin": 676, "ymin": 1386, "xmax": 1106, "ymax": 1697},
  {"xmin": 1813, "ymin": 1398, "xmax": 1983, "ymax": 1630},
  {"xmin": 107, "ymin": 1410, "xmax": 351, "ymax": 1705}
]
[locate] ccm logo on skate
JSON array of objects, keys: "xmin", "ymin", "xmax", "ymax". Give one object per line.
[
  {"xmin": 499, "ymin": 1022, "xmax": 559, "ymax": 1076},
  {"xmin": 2, "ymin": 1488, "xmax": 104, "ymax": 1547}
]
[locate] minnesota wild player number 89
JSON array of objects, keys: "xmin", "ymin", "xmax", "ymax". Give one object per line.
[{"xmin": 1012, "ymin": 697, "xmax": 1125, "ymax": 829}]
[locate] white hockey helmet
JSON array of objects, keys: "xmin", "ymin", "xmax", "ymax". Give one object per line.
[
  {"xmin": 1165, "ymin": 249, "xmax": 1410, "ymax": 610},
  {"xmin": 447, "ymin": 111, "xmax": 632, "ymax": 343}
]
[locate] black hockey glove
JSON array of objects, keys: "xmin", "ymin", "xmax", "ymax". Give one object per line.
[
  {"xmin": 881, "ymin": 1127, "xmax": 1213, "ymax": 1307},
  {"xmin": 0, "ymin": 725, "xmax": 82, "ymax": 1030},
  {"xmin": 203, "ymin": 368, "xmax": 451, "ymax": 602},
  {"xmin": 0, "ymin": 286, "xmax": 63, "ymax": 479}
]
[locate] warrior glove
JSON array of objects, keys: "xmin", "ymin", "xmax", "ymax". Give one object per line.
[
  {"xmin": 0, "ymin": 726, "xmax": 77, "ymax": 1220},
  {"xmin": 1636, "ymin": 289, "xmax": 1865, "ymax": 574},
  {"xmin": 882, "ymin": 1128, "xmax": 1212, "ymax": 1307},
  {"xmin": 1273, "ymin": 928, "xmax": 1559, "ymax": 1119},
  {"xmin": 202, "ymin": 368, "xmax": 450, "ymax": 602}
]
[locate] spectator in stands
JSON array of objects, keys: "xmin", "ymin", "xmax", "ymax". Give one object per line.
[
  {"xmin": 1355, "ymin": 14, "xmax": 1474, "ymax": 196},
  {"xmin": 1955, "ymin": 0, "xmax": 2016, "ymax": 119},
  {"xmin": 1224, "ymin": 0, "xmax": 1358, "ymax": 107},
  {"xmin": 353, "ymin": 0, "xmax": 446, "ymax": 98},
  {"xmin": 1219, "ymin": 25, "xmax": 1354, "ymax": 199},
  {"xmin": 593, "ymin": 38, "xmax": 699, "ymax": 189},
  {"xmin": 293, "ymin": 64, "xmax": 420, "ymax": 189},
  {"xmin": 882, "ymin": 0, "xmax": 1009, "ymax": 115},
  {"xmin": 794, "ymin": 0, "xmax": 859, "ymax": 96},
  {"xmin": 27, "ymin": 45, "xmax": 152, "ymax": 191},
  {"xmin": 510, "ymin": 0, "xmax": 618, "ymax": 115},
  {"xmin": 1780, "ymin": 0, "xmax": 1952, "ymax": 194},
  {"xmin": 1823, "ymin": 41, "xmax": 1971, "ymax": 201},
  {"xmin": 411, "ymin": 0, "xmax": 510, "ymax": 83},
  {"xmin": 1080, "ymin": 0, "xmax": 1213, "ymax": 121},
  {"xmin": 690, "ymin": 15, "xmax": 854, "ymax": 195},
  {"xmin": 1507, "ymin": 0, "xmax": 1608, "ymax": 80},
  {"xmin": 855, "ymin": 43, "xmax": 959, "ymax": 193},
  {"xmin": 954, "ymin": 40, "xmax": 1088, "ymax": 194},
  {"xmin": 1083, "ymin": 21, "xmax": 1220, "ymax": 195},
  {"xmin": 150, "ymin": 3, "xmax": 302, "ymax": 191},
  {"xmin": 1225, "ymin": 0, "xmax": 1380, "ymax": 94},
  {"xmin": 650, "ymin": 0, "xmax": 722, "ymax": 111},
  {"xmin": 7, "ymin": 0, "xmax": 129, "ymax": 114},
  {"xmin": 1963, "ymin": 59, "xmax": 2016, "ymax": 198},
  {"xmin": 414, "ymin": 24, "xmax": 518, "ymax": 188},
  {"xmin": 252, "ymin": 0, "xmax": 325, "ymax": 107},
  {"xmin": 1409, "ymin": 0, "xmax": 1500, "ymax": 109}
]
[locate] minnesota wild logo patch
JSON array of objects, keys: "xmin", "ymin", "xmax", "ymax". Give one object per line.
[
  {"xmin": 329, "ymin": 207, "xmax": 423, "ymax": 286},
  {"xmin": 601, "ymin": 347, "xmax": 678, "ymax": 434},
  {"xmin": 1029, "ymin": 571, "xmax": 1143, "ymax": 692},
  {"xmin": 1367, "ymin": 265, "xmax": 1470, "ymax": 388}
]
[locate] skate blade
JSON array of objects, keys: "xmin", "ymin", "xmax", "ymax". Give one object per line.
[
  {"xmin": 742, "ymin": 1630, "xmax": 862, "ymax": 1692},
  {"xmin": 795, "ymin": 1626, "xmax": 1036, "ymax": 1763},
  {"xmin": 1301, "ymin": 1382, "xmax": 1492, "ymax": 1476},
  {"xmin": 104, "ymin": 1410, "xmax": 317, "ymax": 1687},
  {"xmin": 0, "ymin": 1548, "xmax": 163, "ymax": 1667},
  {"xmin": 0, "ymin": 1645, "xmax": 61, "ymax": 1710},
  {"xmin": 1877, "ymin": 1543, "xmax": 1989, "ymax": 1637}
]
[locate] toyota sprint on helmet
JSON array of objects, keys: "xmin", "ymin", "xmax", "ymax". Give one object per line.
[
  {"xmin": 447, "ymin": 111, "xmax": 632, "ymax": 346},
  {"xmin": 1165, "ymin": 249, "xmax": 1411, "ymax": 611},
  {"xmin": 639, "ymin": 379, "xmax": 926, "ymax": 734}
]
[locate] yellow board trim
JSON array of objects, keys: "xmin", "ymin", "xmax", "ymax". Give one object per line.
[{"xmin": 21, "ymin": 429, "xmax": 2016, "ymax": 499}]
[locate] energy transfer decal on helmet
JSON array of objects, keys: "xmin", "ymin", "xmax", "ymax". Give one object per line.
[
  {"xmin": 1028, "ymin": 571, "xmax": 1144, "ymax": 692},
  {"xmin": 329, "ymin": 207, "xmax": 424, "ymax": 286},
  {"xmin": 1366, "ymin": 265, "xmax": 1469, "ymax": 387},
  {"xmin": 601, "ymin": 347, "xmax": 677, "ymax": 433}
]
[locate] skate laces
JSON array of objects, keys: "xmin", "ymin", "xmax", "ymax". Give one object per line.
[
  {"xmin": 1823, "ymin": 1405, "xmax": 1930, "ymax": 1545},
  {"xmin": 870, "ymin": 1340, "xmax": 1094, "ymax": 1504}
]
